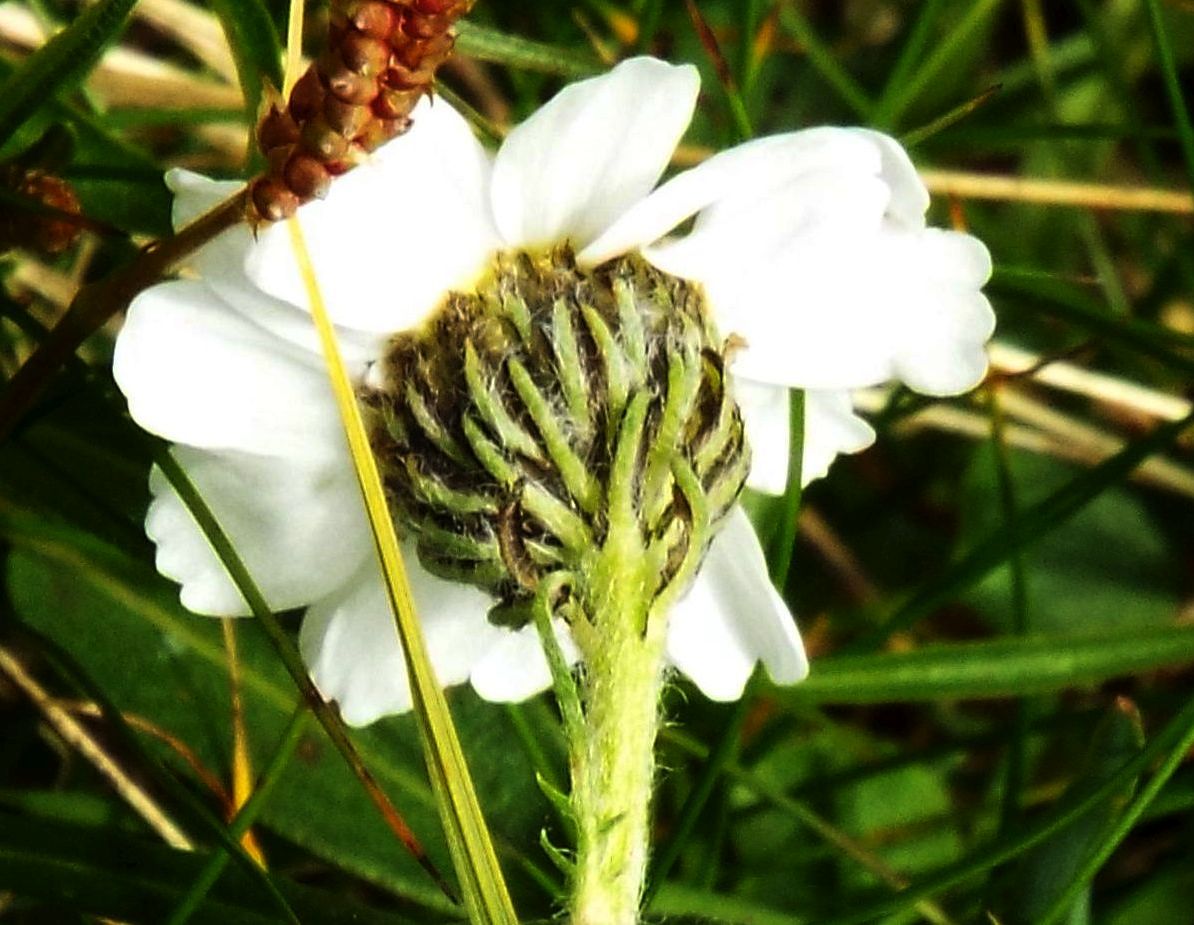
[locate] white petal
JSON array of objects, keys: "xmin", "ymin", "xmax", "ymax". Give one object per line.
[
  {"xmin": 247, "ymin": 97, "xmax": 499, "ymax": 335},
  {"xmin": 469, "ymin": 619, "xmax": 578, "ymax": 703},
  {"xmin": 147, "ymin": 445, "xmax": 371, "ymax": 616},
  {"xmin": 580, "ymin": 128, "xmax": 879, "ymax": 265},
  {"xmin": 492, "ymin": 56, "xmax": 699, "ymax": 251},
  {"xmin": 113, "ymin": 280, "xmax": 343, "ymax": 457},
  {"xmin": 173, "ymin": 97, "xmax": 497, "ymax": 338},
  {"xmin": 667, "ymin": 507, "xmax": 807, "ymax": 700},
  {"xmin": 663, "ymin": 191, "xmax": 993, "ymax": 392},
  {"xmin": 846, "ymin": 128, "xmax": 930, "ymax": 226},
  {"xmin": 165, "ymin": 170, "xmax": 381, "ymax": 370},
  {"xmin": 733, "ymin": 378, "xmax": 790, "ymax": 496},
  {"xmin": 802, "ymin": 389, "xmax": 876, "ymax": 485},
  {"xmin": 299, "ymin": 553, "xmax": 502, "ymax": 726}
]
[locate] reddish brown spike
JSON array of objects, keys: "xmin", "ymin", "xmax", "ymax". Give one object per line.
[{"xmin": 249, "ymin": 0, "xmax": 476, "ymax": 224}]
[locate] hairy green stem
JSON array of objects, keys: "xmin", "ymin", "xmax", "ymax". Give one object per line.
[{"xmin": 569, "ymin": 519, "xmax": 670, "ymax": 925}]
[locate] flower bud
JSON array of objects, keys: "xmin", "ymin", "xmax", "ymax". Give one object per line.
[{"xmin": 364, "ymin": 249, "xmax": 749, "ymax": 627}]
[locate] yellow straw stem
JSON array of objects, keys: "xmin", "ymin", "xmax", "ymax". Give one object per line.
[{"xmin": 285, "ymin": 216, "xmax": 517, "ymax": 924}]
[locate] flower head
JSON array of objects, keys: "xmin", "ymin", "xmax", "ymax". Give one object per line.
[{"xmin": 114, "ymin": 57, "xmax": 993, "ymax": 726}]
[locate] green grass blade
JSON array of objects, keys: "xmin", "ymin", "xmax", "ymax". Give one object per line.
[
  {"xmin": 1038, "ymin": 703, "xmax": 1194, "ymax": 925},
  {"xmin": 1, "ymin": 607, "xmax": 301, "ymax": 925},
  {"xmin": 643, "ymin": 697, "xmax": 750, "ymax": 905},
  {"xmin": 208, "ymin": 0, "xmax": 284, "ymax": 123},
  {"xmin": 0, "ymin": 811, "xmax": 405, "ymax": 925},
  {"xmin": 165, "ymin": 707, "xmax": 310, "ymax": 925},
  {"xmin": 814, "ymin": 692, "xmax": 1194, "ymax": 925},
  {"xmin": 0, "ymin": 0, "xmax": 136, "ymax": 146},
  {"xmin": 790, "ymin": 623, "xmax": 1194, "ymax": 704},
  {"xmin": 154, "ymin": 451, "xmax": 459, "ymax": 903},
  {"xmin": 1014, "ymin": 701, "xmax": 1144, "ymax": 924},
  {"xmin": 1143, "ymin": 0, "xmax": 1194, "ymax": 190},
  {"xmin": 456, "ymin": 21, "xmax": 599, "ymax": 76},
  {"xmin": 854, "ymin": 409, "xmax": 1194, "ymax": 648},
  {"xmin": 992, "ymin": 268, "xmax": 1194, "ymax": 375},
  {"xmin": 742, "ymin": 390, "xmax": 805, "ymax": 587},
  {"xmin": 776, "ymin": 3, "xmax": 873, "ymax": 119},
  {"xmin": 872, "ymin": 0, "xmax": 950, "ymax": 128},
  {"xmin": 647, "ymin": 883, "xmax": 805, "ymax": 925},
  {"xmin": 875, "ymin": 0, "xmax": 1004, "ymax": 130}
]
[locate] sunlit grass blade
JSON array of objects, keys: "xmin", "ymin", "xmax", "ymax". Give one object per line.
[
  {"xmin": 286, "ymin": 218, "xmax": 518, "ymax": 925},
  {"xmin": 854, "ymin": 408, "xmax": 1194, "ymax": 649},
  {"xmin": 0, "ymin": 0, "xmax": 136, "ymax": 146}
]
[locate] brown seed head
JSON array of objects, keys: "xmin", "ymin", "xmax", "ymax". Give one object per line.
[{"xmin": 249, "ymin": 0, "xmax": 476, "ymax": 225}]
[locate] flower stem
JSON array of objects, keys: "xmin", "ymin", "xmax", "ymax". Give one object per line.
[{"xmin": 568, "ymin": 516, "xmax": 671, "ymax": 925}]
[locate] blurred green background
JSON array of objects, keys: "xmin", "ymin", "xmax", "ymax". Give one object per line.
[{"xmin": 1, "ymin": 1, "xmax": 1193, "ymax": 923}]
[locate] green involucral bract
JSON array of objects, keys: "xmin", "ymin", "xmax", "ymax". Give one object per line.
[
  {"xmin": 364, "ymin": 247, "xmax": 750, "ymax": 630},
  {"xmin": 364, "ymin": 246, "xmax": 754, "ymax": 924}
]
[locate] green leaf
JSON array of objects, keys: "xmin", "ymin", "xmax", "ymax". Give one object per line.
[
  {"xmin": 0, "ymin": 0, "xmax": 137, "ymax": 147},
  {"xmin": 787, "ymin": 624, "xmax": 1194, "ymax": 703},
  {"xmin": 209, "ymin": 0, "xmax": 284, "ymax": 123}
]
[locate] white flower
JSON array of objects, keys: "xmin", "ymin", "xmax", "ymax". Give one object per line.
[{"xmin": 113, "ymin": 57, "xmax": 993, "ymax": 726}]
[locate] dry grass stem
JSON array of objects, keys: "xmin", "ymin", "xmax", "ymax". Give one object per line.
[
  {"xmin": 856, "ymin": 394, "xmax": 1194, "ymax": 497},
  {"xmin": 989, "ymin": 342, "xmax": 1193, "ymax": 421},
  {"xmin": 0, "ymin": 644, "xmax": 194, "ymax": 850},
  {"xmin": 0, "ymin": 5, "xmax": 241, "ymax": 110},
  {"xmin": 919, "ymin": 169, "xmax": 1194, "ymax": 214},
  {"xmin": 135, "ymin": 0, "xmax": 238, "ymax": 84}
]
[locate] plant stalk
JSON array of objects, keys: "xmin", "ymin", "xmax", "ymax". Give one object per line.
[{"xmin": 568, "ymin": 519, "xmax": 671, "ymax": 925}]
